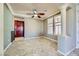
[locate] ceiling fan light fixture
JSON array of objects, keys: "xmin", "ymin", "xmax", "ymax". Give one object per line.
[
  {"xmin": 31, "ymin": 9, "xmax": 45, "ymax": 18},
  {"xmin": 34, "ymin": 14, "xmax": 37, "ymax": 17},
  {"xmin": 33, "ymin": 9, "xmax": 37, "ymax": 14},
  {"xmin": 34, "ymin": 11, "xmax": 37, "ymax": 14}
]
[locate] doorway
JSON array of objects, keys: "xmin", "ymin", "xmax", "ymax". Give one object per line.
[{"xmin": 14, "ymin": 20, "xmax": 24, "ymax": 37}]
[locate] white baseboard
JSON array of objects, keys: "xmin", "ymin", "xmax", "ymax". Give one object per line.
[
  {"xmin": 57, "ymin": 50, "xmax": 65, "ymax": 56},
  {"xmin": 25, "ymin": 36, "xmax": 57, "ymax": 42},
  {"xmin": 43, "ymin": 36, "xmax": 57, "ymax": 43},
  {"xmin": 0, "ymin": 50, "xmax": 4, "ymax": 56},
  {"xmin": 4, "ymin": 42, "xmax": 12, "ymax": 52},
  {"xmin": 66, "ymin": 48, "xmax": 75, "ymax": 55},
  {"xmin": 58, "ymin": 48, "xmax": 75, "ymax": 56},
  {"xmin": 25, "ymin": 37, "xmax": 40, "ymax": 40}
]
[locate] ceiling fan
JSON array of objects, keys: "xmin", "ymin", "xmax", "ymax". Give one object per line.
[{"xmin": 26, "ymin": 9, "xmax": 45, "ymax": 18}]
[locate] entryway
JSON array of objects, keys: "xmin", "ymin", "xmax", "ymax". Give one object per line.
[{"xmin": 14, "ymin": 20, "xmax": 24, "ymax": 41}]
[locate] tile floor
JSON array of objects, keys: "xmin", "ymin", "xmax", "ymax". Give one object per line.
[
  {"xmin": 4, "ymin": 37, "xmax": 79, "ymax": 56},
  {"xmin": 4, "ymin": 37, "xmax": 62, "ymax": 56}
]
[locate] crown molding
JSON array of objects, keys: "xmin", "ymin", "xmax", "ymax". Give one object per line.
[
  {"xmin": 6, "ymin": 3, "xmax": 29, "ymax": 18},
  {"xmin": 6, "ymin": 3, "xmax": 61, "ymax": 20},
  {"xmin": 6, "ymin": 3, "xmax": 14, "ymax": 15}
]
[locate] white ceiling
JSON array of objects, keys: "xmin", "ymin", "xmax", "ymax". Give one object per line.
[{"xmin": 10, "ymin": 3, "xmax": 63, "ymax": 20}]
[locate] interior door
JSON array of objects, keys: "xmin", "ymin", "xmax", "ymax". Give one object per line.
[{"xmin": 14, "ymin": 20, "xmax": 24, "ymax": 37}]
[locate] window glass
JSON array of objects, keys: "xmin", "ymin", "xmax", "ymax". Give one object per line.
[
  {"xmin": 47, "ymin": 17, "xmax": 53, "ymax": 35},
  {"xmin": 54, "ymin": 14, "xmax": 61, "ymax": 35}
]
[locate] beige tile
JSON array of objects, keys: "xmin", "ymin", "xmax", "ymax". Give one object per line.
[{"xmin": 4, "ymin": 37, "xmax": 62, "ymax": 56}]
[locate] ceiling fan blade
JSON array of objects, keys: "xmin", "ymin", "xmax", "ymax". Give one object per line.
[
  {"xmin": 38, "ymin": 13, "xmax": 45, "ymax": 15},
  {"xmin": 38, "ymin": 16, "xmax": 41, "ymax": 18},
  {"xmin": 26, "ymin": 13, "xmax": 33, "ymax": 15},
  {"xmin": 32, "ymin": 16, "xmax": 34, "ymax": 18}
]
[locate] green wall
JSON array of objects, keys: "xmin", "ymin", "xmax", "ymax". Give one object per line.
[
  {"xmin": 0, "ymin": 3, "xmax": 3, "ymax": 55},
  {"xmin": 4, "ymin": 4, "xmax": 13, "ymax": 49}
]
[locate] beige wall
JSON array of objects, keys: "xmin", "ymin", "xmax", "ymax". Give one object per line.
[
  {"xmin": 0, "ymin": 3, "xmax": 3, "ymax": 55},
  {"xmin": 24, "ymin": 18, "xmax": 43, "ymax": 38},
  {"xmin": 43, "ymin": 19, "xmax": 47, "ymax": 35},
  {"xmin": 14, "ymin": 17, "xmax": 43, "ymax": 38}
]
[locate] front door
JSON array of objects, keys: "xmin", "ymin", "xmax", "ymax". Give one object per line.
[{"xmin": 14, "ymin": 20, "xmax": 24, "ymax": 37}]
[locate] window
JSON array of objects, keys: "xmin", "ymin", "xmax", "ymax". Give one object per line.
[
  {"xmin": 54, "ymin": 14, "xmax": 61, "ymax": 35},
  {"xmin": 47, "ymin": 17, "xmax": 53, "ymax": 35}
]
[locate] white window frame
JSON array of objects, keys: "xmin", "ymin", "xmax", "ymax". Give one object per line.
[
  {"xmin": 54, "ymin": 14, "xmax": 61, "ymax": 35},
  {"xmin": 47, "ymin": 17, "xmax": 53, "ymax": 35}
]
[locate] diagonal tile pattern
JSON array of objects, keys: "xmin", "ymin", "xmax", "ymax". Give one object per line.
[
  {"xmin": 4, "ymin": 37, "xmax": 79, "ymax": 56},
  {"xmin": 4, "ymin": 37, "xmax": 62, "ymax": 56}
]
